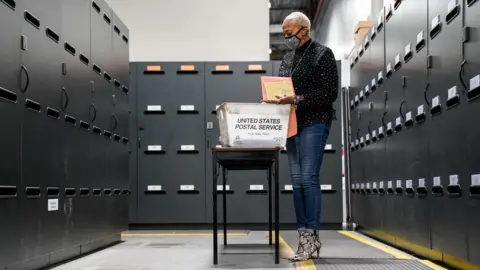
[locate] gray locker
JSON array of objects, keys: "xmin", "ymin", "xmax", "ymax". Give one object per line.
[
  {"xmin": 204, "ymin": 62, "xmax": 273, "ymax": 224},
  {"xmin": 463, "ymin": 0, "xmax": 480, "ymax": 265},
  {"xmin": 394, "ymin": 0, "xmax": 431, "ymax": 250},
  {"xmin": 427, "ymin": 0, "xmax": 468, "ymax": 260},
  {"xmin": 129, "ymin": 63, "xmax": 138, "ymax": 224},
  {"xmin": 137, "ymin": 62, "xmax": 207, "ymax": 223}
]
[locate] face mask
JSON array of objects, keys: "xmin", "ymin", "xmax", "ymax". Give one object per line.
[{"xmin": 284, "ymin": 28, "xmax": 303, "ymax": 50}]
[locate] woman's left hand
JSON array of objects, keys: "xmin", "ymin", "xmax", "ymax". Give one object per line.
[{"xmin": 275, "ymin": 95, "xmax": 295, "ymax": 104}]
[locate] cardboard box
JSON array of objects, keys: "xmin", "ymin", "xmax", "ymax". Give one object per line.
[{"xmin": 354, "ymin": 20, "xmax": 372, "ymax": 46}]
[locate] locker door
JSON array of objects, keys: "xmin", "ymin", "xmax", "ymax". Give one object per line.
[
  {"xmin": 463, "ymin": 0, "xmax": 480, "ymax": 265},
  {"xmin": 0, "ymin": 0, "xmax": 21, "ymax": 95},
  {"xmin": 128, "ymin": 63, "xmax": 138, "ymax": 224},
  {"xmin": 20, "ymin": 0, "xmax": 63, "ymax": 109},
  {"xmin": 137, "ymin": 62, "xmax": 206, "ymax": 223},
  {"xmin": 366, "ymin": 8, "xmax": 387, "ymax": 233},
  {"xmin": 427, "ymin": 0, "xmax": 468, "ymax": 260},
  {"xmin": 383, "ymin": 2, "xmax": 410, "ymax": 241},
  {"xmin": 395, "ymin": 0, "xmax": 431, "ymax": 250},
  {"xmin": 60, "ymin": 0, "xmax": 94, "ymax": 248},
  {"xmin": 0, "ymin": 92, "xmax": 22, "ymax": 266},
  {"xmin": 348, "ymin": 54, "xmax": 362, "ymax": 226},
  {"xmin": 205, "ymin": 62, "xmax": 273, "ymax": 223}
]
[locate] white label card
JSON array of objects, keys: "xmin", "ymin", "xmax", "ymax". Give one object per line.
[
  {"xmin": 380, "ymin": 182, "xmax": 384, "ymax": 188},
  {"xmin": 361, "ymin": 183, "xmax": 365, "ymax": 189},
  {"xmin": 321, "ymin": 185, "xmax": 332, "ymax": 190},
  {"xmin": 373, "ymin": 182, "xmax": 377, "ymax": 189},
  {"xmin": 355, "ymin": 139, "xmax": 359, "ymax": 146},
  {"xmin": 378, "ymin": 14, "xmax": 383, "ymax": 25},
  {"xmin": 472, "ymin": 174, "xmax": 480, "ymax": 186},
  {"xmin": 148, "ymin": 185, "xmax": 162, "ymax": 191},
  {"xmin": 351, "ymin": 100, "xmax": 354, "ymax": 106},
  {"xmin": 216, "ymin": 145, "xmax": 222, "ymax": 148},
  {"xmin": 470, "ymin": 75, "xmax": 480, "ymax": 91},
  {"xmin": 351, "ymin": 184, "xmax": 355, "ymax": 189},
  {"xmin": 379, "ymin": 126, "xmax": 384, "ymax": 134},
  {"xmin": 406, "ymin": 112, "xmax": 412, "ymax": 121},
  {"xmin": 433, "ymin": 176, "xmax": 441, "ymax": 186},
  {"xmin": 285, "ymin": 185, "xmax": 293, "ymax": 191},
  {"xmin": 378, "ymin": 71, "xmax": 383, "ymax": 80},
  {"xmin": 396, "ymin": 180, "xmax": 402, "ymax": 187},
  {"xmin": 419, "ymin": 178, "xmax": 426, "ymax": 187},
  {"xmin": 325, "ymin": 144, "xmax": 333, "ymax": 150},
  {"xmin": 148, "ymin": 145, "xmax": 162, "ymax": 151},
  {"xmin": 180, "ymin": 105, "xmax": 195, "ymax": 111},
  {"xmin": 395, "ymin": 54, "xmax": 400, "ymax": 64},
  {"xmin": 449, "ymin": 175, "xmax": 459, "ymax": 185},
  {"xmin": 250, "ymin": 185, "xmax": 264, "ymax": 190},
  {"xmin": 355, "ymin": 95, "xmax": 359, "ymax": 102},
  {"xmin": 360, "ymin": 90, "xmax": 364, "ymax": 97},
  {"xmin": 396, "ymin": 117, "xmax": 401, "ymax": 126},
  {"xmin": 448, "ymin": 86, "xmax": 458, "ymax": 99},
  {"xmin": 387, "ymin": 63, "xmax": 392, "ymax": 72},
  {"xmin": 388, "ymin": 181, "xmax": 393, "ymax": 188},
  {"xmin": 180, "ymin": 145, "xmax": 195, "ymax": 151},
  {"xmin": 356, "ymin": 183, "xmax": 360, "ymax": 189},
  {"xmin": 217, "ymin": 185, "xmax": 230, "ymax": 191},
  {"xmin": 448, "ymin": 0, "xmax": 457, "ymax": 13},
  {"xmin": 365, "ymin": 85, "xmax": 370, "ymax": 92},
  {"xmin": 48, "ymin": 199, "xmax": 59, "ymax": 211},
  {"xmin": 432, "ymin": 96, "xmax": 440, "ymax": 107},
  {"xmin": 366, "ymin": 134, "xmax": 370, "ymax": 140},
  {"xmin": 405, "ymin": 43, "xmax": 412, "ymax": 55},
  {"xmin": 432, "ymin": 15, "xmax": 440, "ymax": 30},
  {"xmin": 417, "ymin": 31, "xmax": 424, "ymax": 43},
  {"xmin": 387, "ymin": 122, "xmax": 392, "ymax": 130},
  {"xmin": 406, "ymin": 180, "xmax": 413, "ymax": 188},
  {"xmin": 372, "ymin": 78, "xmax": 376, "ymax": 87},
  {"xmin": 360, "ymin": 137, "xmax": 364, "ymax": 143},
  {"xmin": 366, "ymin": 183, "xmax": 370, "ymax": 189},
  {"xmin": 418, "ymin": 105, "xmax": 425, "ymax": 115},
  {"xmin": 372, "ymin": 130, "xmax": 377, "ymax": 137},
  {"xmin": 147, "ymin": 105, "xmax": 162, "ymax": 111},
  {"xmin": 180, "ymin": 185, "xmax": 195, "ymax": 191}
]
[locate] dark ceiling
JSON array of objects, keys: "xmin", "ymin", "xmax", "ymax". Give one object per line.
[{"xmin": 269, "ymin": 0, "xmax": 320, "ymax": 60}]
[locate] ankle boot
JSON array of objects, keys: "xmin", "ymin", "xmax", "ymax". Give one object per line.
[
  {"xmin": 285, "ymin": 231, "xmax": 306, "ymax": 260},
  {"xmin": 288, "ymin": 232, "xmax": 315, "ymax": 261},
  {"xmin": 312, "ymin": 231, "xmax": 322, "ymax": 258}
]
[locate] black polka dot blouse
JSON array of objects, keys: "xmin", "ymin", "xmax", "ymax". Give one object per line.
[{"xmin": 279, "ymin": 39, "xmax": 339, "ymax": 128}]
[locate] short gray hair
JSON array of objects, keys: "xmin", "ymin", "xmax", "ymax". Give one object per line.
[{"xmin": 284, "ymin": 12, "xmax": 311, "ymax": 31}]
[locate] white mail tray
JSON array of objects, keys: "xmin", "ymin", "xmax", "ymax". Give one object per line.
[{"xmin": 216, "ymin": 102, "xmax": 291, "ymax": 148}]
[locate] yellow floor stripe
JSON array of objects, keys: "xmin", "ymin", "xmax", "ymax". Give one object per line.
[
  {"xmin": 339, "ymin": 231, "xmax": 413, "ymax": 259},
  {"xmin": 274, "ymin": 232, "xmax": 316, "ymax": 270},
  {"xmin": 339, "ymin": 231, "xmax": 447, "ymax": 269},
  {"xmin": 121, "ymin": 233, "xmax": 247, "ymax": 237}
]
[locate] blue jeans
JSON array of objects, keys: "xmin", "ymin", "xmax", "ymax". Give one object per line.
[{"xmin": 286, "ymin": 122, "xmax": 331, "ymax": 232}]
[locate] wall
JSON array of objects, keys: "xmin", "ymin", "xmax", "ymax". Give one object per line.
[
  {"xmin": 312, "ymin": 0, "xmax": 390, "ymax": 87},
  {"xmin": 105, "ymin": 0, "xmax": 270, "ymax": 62}
]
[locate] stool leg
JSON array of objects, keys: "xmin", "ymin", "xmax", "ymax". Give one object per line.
[
  {"xmin": 268, "ymin": 167, "xmax": 272, "ymax": 246},
  {"xmin": 213, "ymin": 154, "xmax": 218, "ymax": 265},
  {"xmin": 223, "ymin": 167, "xmax": 227, "ymax": 245}
]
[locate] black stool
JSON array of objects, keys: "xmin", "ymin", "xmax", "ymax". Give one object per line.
[{"xmin": 212, "ymin": 146, "xmax": 280, "ymax": 265}]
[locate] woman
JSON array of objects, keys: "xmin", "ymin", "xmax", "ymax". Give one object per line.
[{"xmin": 273, "ymin": 11, "xmax": 339, "ymax": 261}]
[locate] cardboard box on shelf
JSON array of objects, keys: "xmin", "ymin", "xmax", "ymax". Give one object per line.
[{"xmin": 354, "ymin": 20, "xmax": 372, "ymax": 46}]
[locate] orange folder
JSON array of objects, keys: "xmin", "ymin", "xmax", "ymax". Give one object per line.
[{"xmin": 260, "ymin": 76, "xmax": 298, "ymax": 137}]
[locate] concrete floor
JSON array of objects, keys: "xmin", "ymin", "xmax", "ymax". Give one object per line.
[{"xmin": 49, "ymin": 230, "xmax": 445, "ymax": 270}]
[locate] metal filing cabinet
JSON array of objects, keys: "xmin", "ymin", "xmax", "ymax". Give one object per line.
[
  {"xmin": 464, "ymin": 0, "xmax": 480, "ymax": 265},
  {"xmin": 204, "ymin": 62, "xmax": 273, "ymax": 223},
  {"xmin": 137, "ymin": 62, "xmax": 207, "ymax": 224},
  {"xmin": 427, "ymin": 0, "xmax": 468, "ymax": 260}
]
